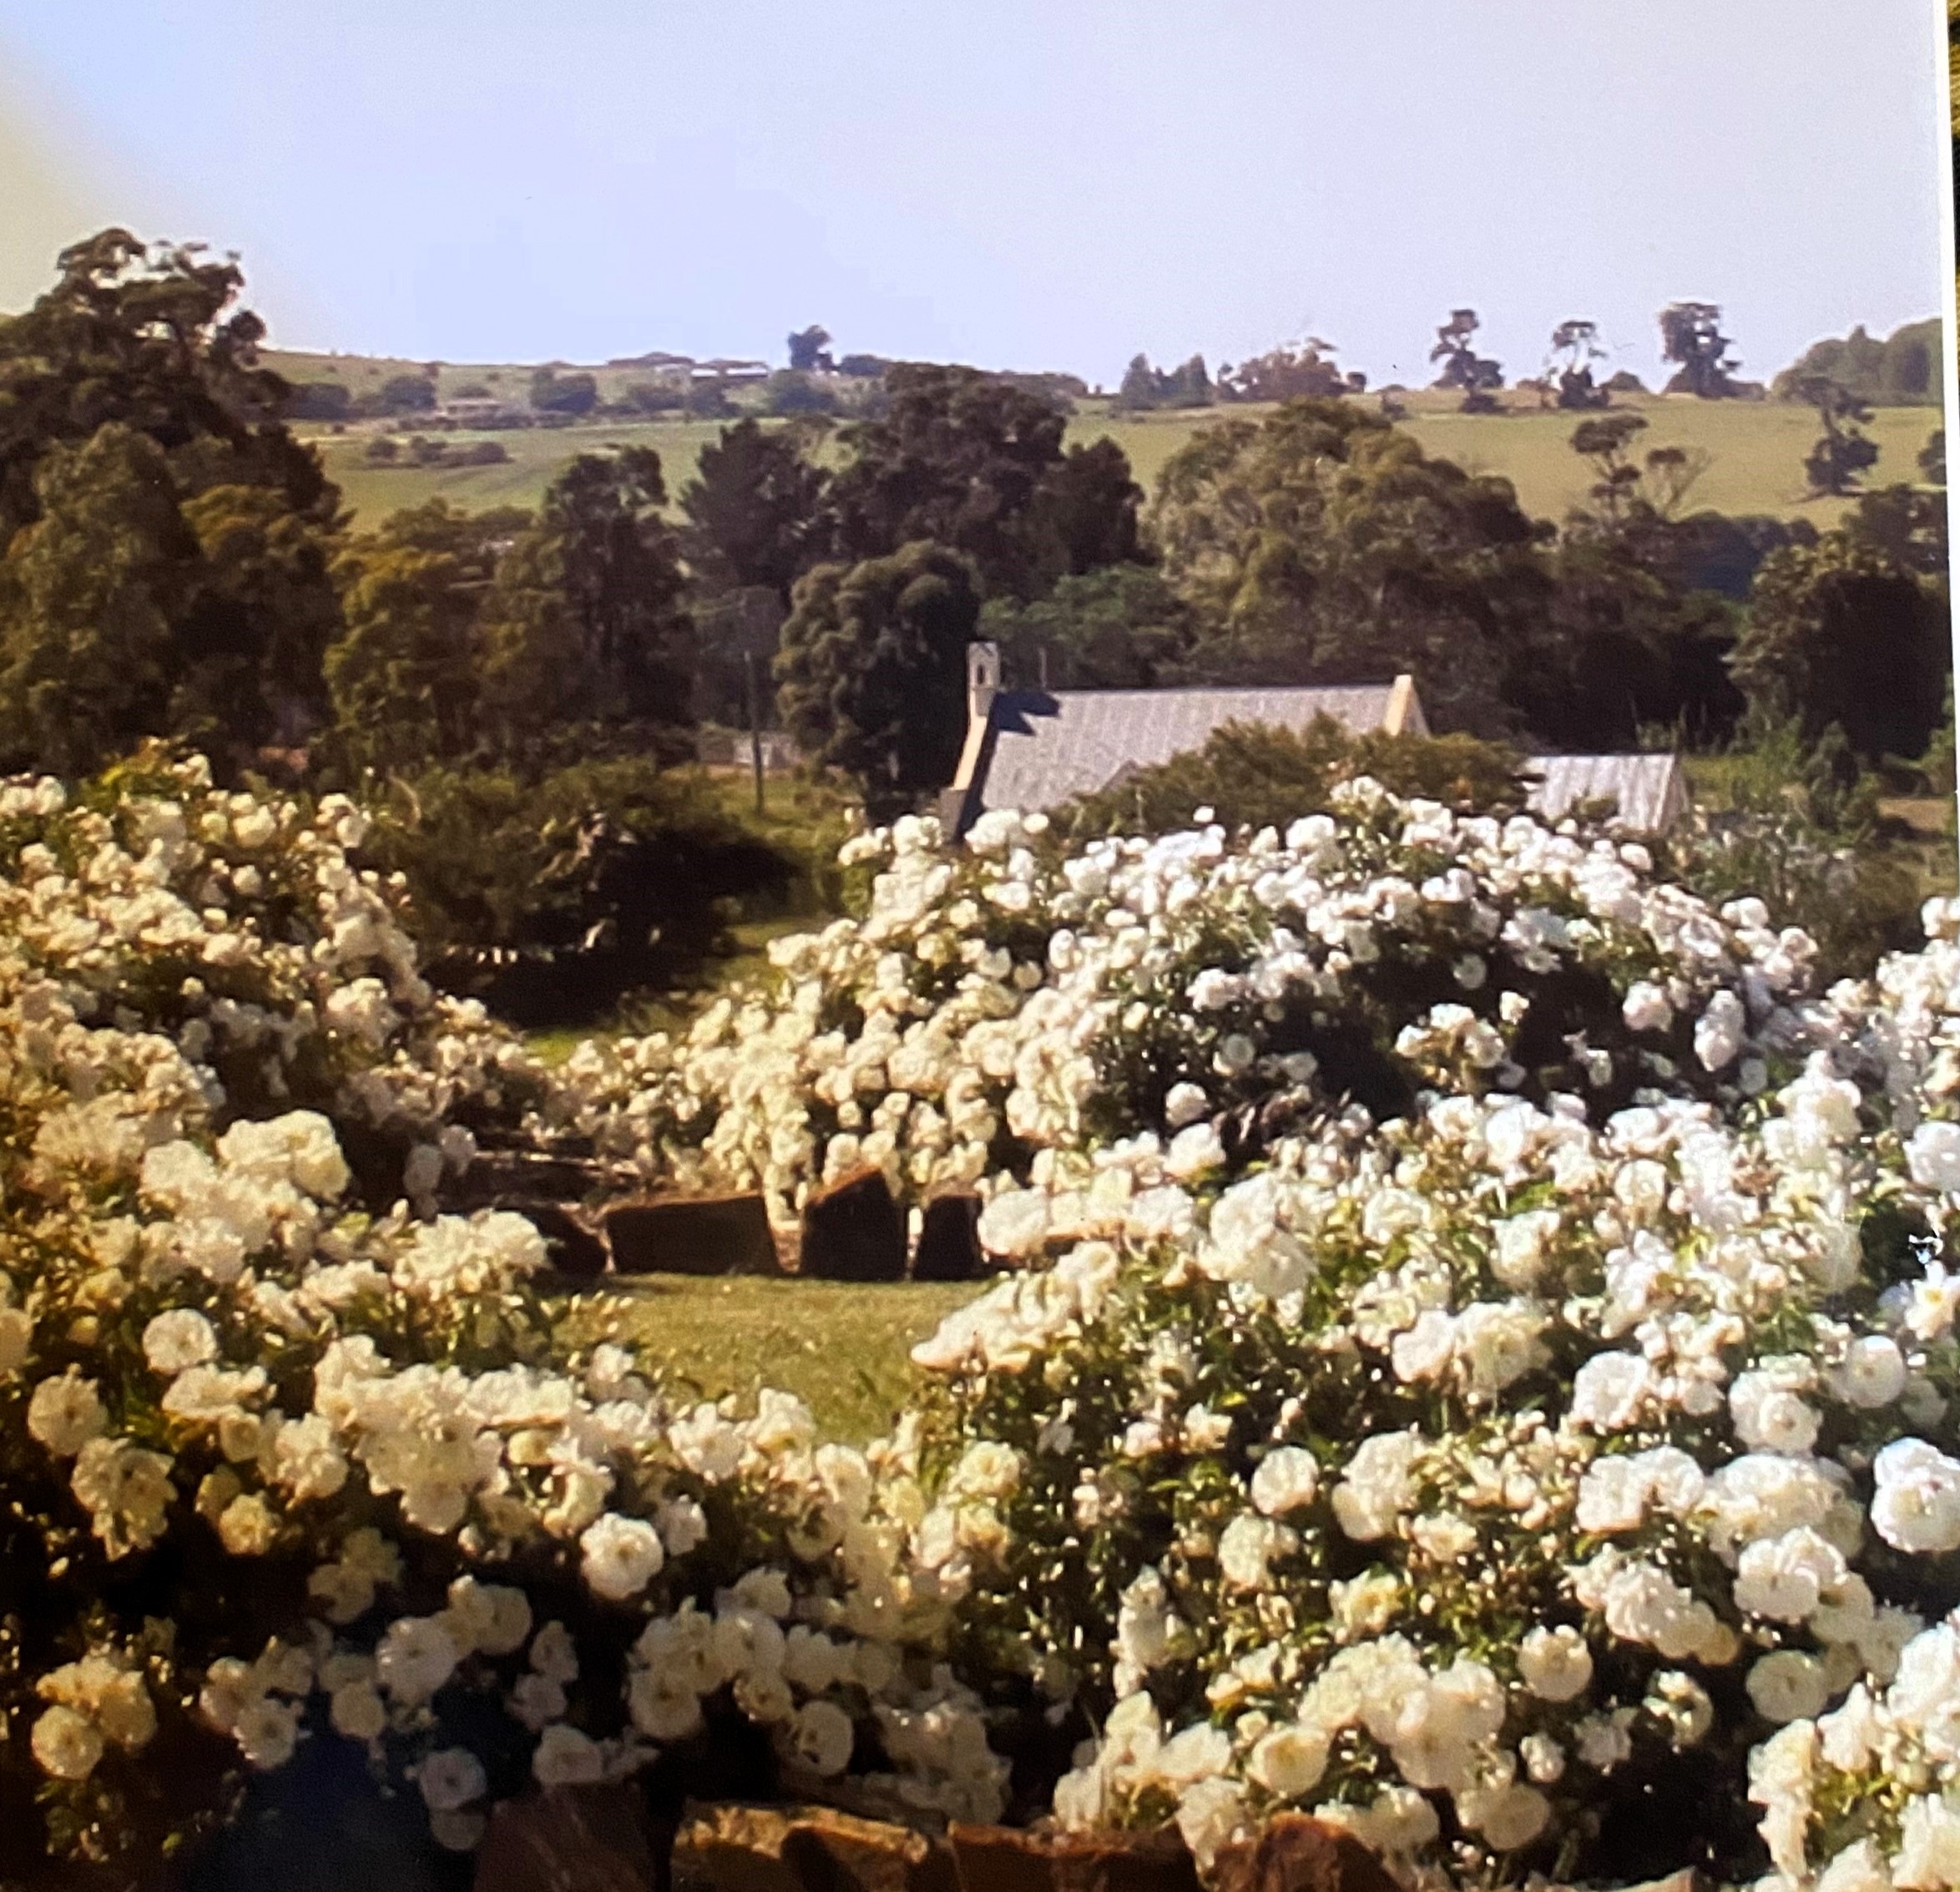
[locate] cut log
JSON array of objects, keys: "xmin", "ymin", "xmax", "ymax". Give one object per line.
[
  {"xmin": 606, "ymin": 1194, "xmax": 780, "ymax": 1277},
  {"xmin": 800, "ymin": 1168, "xmax": 906, "ymax": 1282},
  {"xmin": 910, "ymin": 1194, "xmax": 985, "ymax": 1282}
]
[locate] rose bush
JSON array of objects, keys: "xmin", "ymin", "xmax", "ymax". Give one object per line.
[
  {"xmin": 0, "ymin": 752, "xmax": 995, "ymax": 1888},
  {"xmin": 8, "ymin": 747, "xmax": 1960, "ymax": 1892}
]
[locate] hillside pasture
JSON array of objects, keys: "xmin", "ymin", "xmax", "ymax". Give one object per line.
[
  {"xmin": 1084, "ymin": 387, "xmax": 1942, "ymax": 527},
  {"xmin": 296, "ymin": 374, "xmax": 1944, "ymax": 529}
]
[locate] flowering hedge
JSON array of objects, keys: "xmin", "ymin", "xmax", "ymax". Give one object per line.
[
  {"xmin": 0, "ymin": 753, "xmax": 995, "ymax": 1887},
  {"xmin": 8, "ymin": 751, "xmax": 1960, "ymax": 1892}
]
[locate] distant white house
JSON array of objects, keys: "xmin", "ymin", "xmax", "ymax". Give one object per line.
[{"xmin": 937, "ymin": 641, "xmax": 1690, "ymax": 838}]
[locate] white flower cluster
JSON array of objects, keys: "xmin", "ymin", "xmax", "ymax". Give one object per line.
[
  {"xmin": 0, "ymin": 756, "xmax": 995, "ymax": 1880},
  {"xmin": 861, "ymin": 804, "xmax": 1960, "ymax": 1882},
  {"xmin": 16, "ymin": 750, "xmax": 1960, "ymax": 1892},
  {"xmin": 553, "ymin": 794, "xmax": 1818, "ymax": 1234}
]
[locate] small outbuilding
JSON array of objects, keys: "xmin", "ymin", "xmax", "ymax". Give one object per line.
[{"xmin": 1523, "ymin": 752, "xmax": 1691, "ymax": 834}]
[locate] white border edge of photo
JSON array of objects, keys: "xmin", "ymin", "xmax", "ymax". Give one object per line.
[{"xmin": 1937, "ymin": 0, "xmax": 1960, "ymax": 863}]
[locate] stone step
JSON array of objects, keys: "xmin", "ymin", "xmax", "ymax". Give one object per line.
[
  {"xmin": 475, "ymin": 1784, "xmax": 656, "ymax": 1892},
  {"xmin": 607, "ymin": 1193, "xmax": 783, "ymax": 1277},
  {"xmin": 946, "ymin": 1822, "xmax": 1201, "ymax": 1892},
  {"xmin": 800, "ymin": 1168, "xmax": 906, "ymax": 1282},
  {"xmin": 1210, "ymin": 1816, "xmax": 1402, "ymax": 1892},
  {"xmin": 911, "ymin": 1194, "xmax": 985, "ymax": 1282}
]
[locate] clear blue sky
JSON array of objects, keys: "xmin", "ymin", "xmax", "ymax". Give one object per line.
[{"xmin": 0, "ymin": 1, "xmax": 1950, "ymax": 389}]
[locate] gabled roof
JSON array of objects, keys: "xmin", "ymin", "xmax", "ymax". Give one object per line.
[
  {"xmin": 958, "ymin": 680, "xmax": 1426, "ymax": 822},
  {"xmin": 1524, "ymin": 753, "xmax": 1690, "ymax": 832}
]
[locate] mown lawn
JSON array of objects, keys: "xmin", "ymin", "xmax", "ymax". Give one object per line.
[{"xmin": 554, "ymin": 1275, "xmax": 983, "ymax": 1444}]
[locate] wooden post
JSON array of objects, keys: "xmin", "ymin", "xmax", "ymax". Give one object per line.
[{"xmin": 745, "ymin": 651, "xmax": 765, "ymax": 815}]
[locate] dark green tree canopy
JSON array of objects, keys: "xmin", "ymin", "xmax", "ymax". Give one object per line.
[
  {"xmin": 787, "ymin": 326, "xmax": 834, "ymax": 372},
  {"xmin": 1430, "ymin": 309, "xmax": 1503, "ymax": 405},
  {"xmin": 1659, "ymin": 301, "xmax": 1741, "ymax": 398},
  {"xmin": 1148, "ymin": 397, "xmax": 1549, "ymax": 732},
  {"xmin": 1114, "ymin": 353, "xmax": 1214, "ymax": 412},
  {"xmin": 477, "ymin": 448, "xmax": 694, "ymax": 764},
  {"xmin": 1730, "ymin": 517, "xmax": 1950, "ymax": 765},
  {"xmin": 0, "ymin": 234, "xmax": 346, "ymax": 777},
  {"xmin": 1548, "ymin": 320, "xmax": 1609, "ymax": 411},
  {"xmin": 775, "ymin": 539, "xmax": 980, "ymax": 819},
  {"xmin": 1794, "ymin": 376, "xmax": 1882, "ymax": 498},
  {"xmin": 0, "ymin": 228, "xmax": 332, "ymax": 539},
  {"xmin": 1217, "ymin": 341, "xmax": 1358, "ymax": 403},
  {"xmin": 979, "ymin": 564, "xmax": 1200, "ymax": 691},
  {"xmin": 819, "ymin": 362, "xmax": 1082, "ymax": 595},
  {"xmin": 325, "ymin": 499, "xmax": 530, "ymax": 774},
  {"xmin": 681, "ymin": 417, "xmax": 832, "ymax": 605}
]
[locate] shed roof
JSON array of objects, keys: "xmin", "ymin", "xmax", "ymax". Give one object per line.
[
  {"xmin": 971, "ymin": 681, "xmax": 1423, "ymax": 816},
  {"xmin": 1524, "ymin": 753, "xmax": 1689, "ymax": 832}
]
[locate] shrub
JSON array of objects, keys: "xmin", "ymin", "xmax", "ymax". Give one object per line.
[
  {"xmin": 358, "ymin": 759, "xmax": 796, "ymax": 1026},
  {"xmin": 1054, "ymin": 716, "xmax": 1532, "ymax": 841},
  {"xmin": 14, "ymin": 749, "xmax": 1960, "ymax": 1892},
  {"xmin": 0, "ymin": 749, "xmax": 995, "ymax": 1888}
]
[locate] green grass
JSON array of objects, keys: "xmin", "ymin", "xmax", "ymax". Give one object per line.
[
  {"xmin": 310, "ymin": 416, "xmax": 735, "ymax": 526},
  {"xmin": 296, "ymin": 372, "xmax": 1943, "ymax": 530},
  {"xmin": 517, "ymin": 767, "xmax": 857, "ymax": 1060},
  {"xmin": 554, "ymin": 1275, "xmax": 980, "ymax": 1444},
  {"xmin": 1079, "ymin": 388, "xmax": 1942, "ymax": 528}
]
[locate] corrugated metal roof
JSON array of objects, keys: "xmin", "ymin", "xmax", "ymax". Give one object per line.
[
  {"xmin": 1525, "ymin": 754, "xmax": 1689, "ymax": 832},
  {"xmin": 976, "ymin": 685, "xmax": 1409, "ymax": 814}
]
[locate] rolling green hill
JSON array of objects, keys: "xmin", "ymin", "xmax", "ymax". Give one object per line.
[{"xmin": 291, "ymin": 375, "xmax": 1945, "ymax": 533}]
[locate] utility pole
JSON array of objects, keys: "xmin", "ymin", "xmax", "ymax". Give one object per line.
[{"xmin": 745, "ymin": 650, "xmax": 765, "ymax": 816}]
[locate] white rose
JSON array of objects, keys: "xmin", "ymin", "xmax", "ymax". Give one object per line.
[
  {"xmin": 31, "ymin": 1705, "xmax": 104, "ymax": 1780},
  {"xmin": 1623, "ymin": 982, "xmax": 1674, "ymax": 1035},
  {"xmin": 417, "ymin": 1746, "xmax": 488, "ymax": 1812},
  {"xmin": 977, "ymin": 1190, "xmax": 1049, "ymax": 1260},
  {"xmin": 1907, "ymin": 1121, "xmax": 1960, "ymax": 1195},
  {"xmin": 1247, "ymin": 1723, "xmax": 1329, "ymax": 1799},
  {"xmin": 581, "ymin": 1514, "xmax": 665, "ymax": 1601},
  {"xmin": 1747, "ymin": 1651, "xmax": 1830, "ymax": 1724},
  {"xmin": 331, "ymin": 1682, "xmax": 388, "ymax": 1742},
  {"xmin": 142, "ymin": 1308, "xmax": 218, "ymax": 1376},
  {"xmin": 28, "ymin": 1371, "xmax": 108, "ymax": 1456},
  {"xmin": 1518, "ymin": 1625, "xmax": 1594, "ymax": 1702},
  {"xmin": 788, "ymin": 1698, "xmax": 855, "ymax": 1776},
  {"xmin": 1250, "ymin": 1447, "xmax": 1320, "ymax": 1518},
  {"xmin": 1218, "ymin": 1514, "xmax": 1295, "ymax": 1592},
  {"xmin": 532, "ymin": 1723, "xmax": 607, "ymax": 1787},
  {"xmin": 1872, "ymin": 1439, "xmax": 1960, "ymax": 1554},
  {"xmin": 1164, "ymin": 1083, "xmax": 1210, "ymax": 1130}
]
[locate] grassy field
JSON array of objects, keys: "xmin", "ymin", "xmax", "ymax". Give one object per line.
[
  {"xmin": 300, "ymin": 384, "xmax": 1942, "ymax": 532},
  {"xmin": 1079, "ymin": 388, "xmax": 1941, "ymax": 528},
  {"xmin": 554, "ymin": 1275, "xmax": 978, "ymax": 1444}
]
